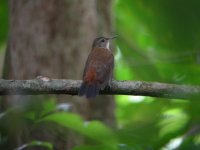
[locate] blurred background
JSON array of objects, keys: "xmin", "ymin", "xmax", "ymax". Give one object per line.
[{"xmin": 1, "ymin": 0, "xmax": 200, "ymax": 150}]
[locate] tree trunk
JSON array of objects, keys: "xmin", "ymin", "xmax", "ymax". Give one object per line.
[{"xmin": 2, "ymin": 0, "xmax": 115, "ymax": 149}]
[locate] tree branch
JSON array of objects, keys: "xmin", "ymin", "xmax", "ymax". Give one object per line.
[{"xmin": 0, "ymin": 79, "xmax": 199, "ymax": 100}]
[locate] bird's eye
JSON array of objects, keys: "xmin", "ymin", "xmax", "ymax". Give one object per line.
[{"xmin": 101, "ymin": 39, "xmax": 105, "ymax": 42}]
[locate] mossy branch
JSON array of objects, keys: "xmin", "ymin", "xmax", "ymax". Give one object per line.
[{"xmin": 0, "ymin": 79, "xmax": 199, "ymax": 100}]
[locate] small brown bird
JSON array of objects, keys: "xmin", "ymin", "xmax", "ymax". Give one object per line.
[{"xmin": 79, "ymin": 36, "xmax": 117, "ymax": 98}]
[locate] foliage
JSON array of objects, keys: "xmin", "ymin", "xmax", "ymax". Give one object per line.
[
  {"xmin": 39, "ymin": 112, "xmax": 117, "ymax": 149},
  {"xmin": 114, "ymin": 0, "xmax": 200, "ymax": 149},
  {"xmin": 0, "ymin": 100, "xmax": 117, "ymax": 150},
  {"xmin": 15, "ymin": 141, "xmax": 53, "ymax": 150},
  {"xmin": 0, "ymin": 0, "xmax": 8, "ymax": 47},
  {"xmin": 114, "ymin": 0, "xmax": 200, "ymax": 84}
]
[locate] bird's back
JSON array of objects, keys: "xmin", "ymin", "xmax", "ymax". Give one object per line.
[{"xmin": 79, "ymin": 47, "xmax": 114, "ymax": 98}]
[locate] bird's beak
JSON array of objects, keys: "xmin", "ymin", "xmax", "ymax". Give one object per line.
[{"xmin": 108, "ymin": 35, "xmax": 118, "ymax": 40}]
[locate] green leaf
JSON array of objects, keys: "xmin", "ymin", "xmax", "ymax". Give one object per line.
[
  {"xmin": 73, "ymin": 145, "xmax": 117, "ymax": 150},
  {"xmin": 158, "ymin": 108, "xmax": 189, "ymax": 138},
  {"xmin": 38, "ymin": 112, "xmax": 117, "ymax": 149},
  {"xmin": 0, "ymin": 0, "xmax": 8, "ymax": 46},
  {"xmin": 15, "ymin": 140, "xmax": 53, "ymax": 150}
]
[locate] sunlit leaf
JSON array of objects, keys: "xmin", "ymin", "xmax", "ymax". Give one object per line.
[
  {"xmin": 158, "ymin": 108, "xmax": 189, "ymax": 138},
  {"xmin": 38, "ymin": 112, "xmax": 117, "ymax": 149}
]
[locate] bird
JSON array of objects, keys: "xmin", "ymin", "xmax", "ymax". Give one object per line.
[{"xmin": 79, "ymin": 36, "xmax": 117, "ymax": 99}]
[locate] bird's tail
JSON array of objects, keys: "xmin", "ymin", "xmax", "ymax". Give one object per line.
[{"xmin": 78, "ymin": 82, "xmax": 99, "ymax": 99}]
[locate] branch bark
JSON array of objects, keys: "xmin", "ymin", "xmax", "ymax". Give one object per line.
[{"xmin": 0, "ymin": 79, "xmax": 199, "ymax": 100}]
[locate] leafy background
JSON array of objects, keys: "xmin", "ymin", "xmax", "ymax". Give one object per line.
[{"xmin": 1, "ymin": 0, "xmax": 200, "ymax": 150}]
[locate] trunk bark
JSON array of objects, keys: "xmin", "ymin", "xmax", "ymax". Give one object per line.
[{"xmin": 1, "ymin": 0, "xmax": 115, "ymax": 149}]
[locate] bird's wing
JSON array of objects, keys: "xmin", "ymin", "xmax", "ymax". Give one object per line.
[
  {"xmin": 95, "ymin": 52, "xmax": 114, "ymax": 84},
  {"xmin": 82, "ymin": 48, "xmax": 114, "ymax": 88}
]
